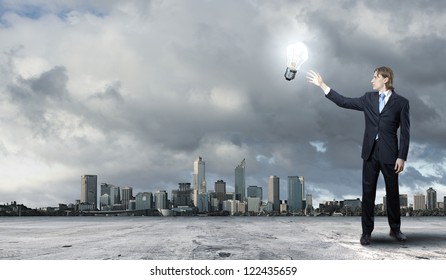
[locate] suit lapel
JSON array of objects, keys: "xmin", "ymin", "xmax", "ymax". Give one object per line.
[{"xmin": 381, "ymin": 91, "xmax": 397, "ymax": 114}]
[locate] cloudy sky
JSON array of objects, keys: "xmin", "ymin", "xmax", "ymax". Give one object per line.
[{"xmin": 1, "ymin": 0, "xmax": 445, "ymax": 208}]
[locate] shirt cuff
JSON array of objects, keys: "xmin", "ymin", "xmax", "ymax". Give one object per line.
[{"xmin": 324, "ymin": 87, "xmax": 331, "ymax": 95}]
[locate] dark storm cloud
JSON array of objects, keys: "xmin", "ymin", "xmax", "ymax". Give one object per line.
[{"xmin": 1, "ymin": 0, "xmax": 445, "ymax": 208}]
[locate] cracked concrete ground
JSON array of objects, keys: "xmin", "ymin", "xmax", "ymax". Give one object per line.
[{"xmin": 0, "ymin": 216, "xmax": 445, "ymax": 260}]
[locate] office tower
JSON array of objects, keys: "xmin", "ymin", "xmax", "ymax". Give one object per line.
[
  {"xmin": 155, "ymin": 190, "xmax": 168, "ymax": 210},
  {"xmin": 121, "ymin": 186, "xmax": 133, "ymax": 210},
  {"xmin": 135, "ymin": 192, "xmax": 152, "ymax": 210},
  {"xmin": 196, "ymin": 193, "xmax": 210, "ymax": 213},
  {"xmin": 247, "ymin": 186, "xmax": 263, "ymax": 199},
  {"xmin": 192, "ymin": 156, "xmax": 206, "ymax": 206},
  {"xmin": 268, "ymin": 175, "xmax": 280, "ymax": 211},
  {"xmin": 306, "ymin": 194, "xmax": 313, "ymax": 207},
  {"xmin": 80, "ymin": 175, "xmax": 98, "ymax": 209},
  {"xmin": 288, "ymin": 176, "xmax": 304, "ymax": 212},
  {"xmin": 399, "ymin": 194, "xmax": 408, "ymax": 208},
  {"xmin": 234, "ymin": 158, "xmax": 246, "ymax": 201},
  {"xmin": 426, "ymin": 187, "xmax": 437, "ymax": 210},
  {"xmin": 247, "ymin": 197, "xmax": 261, "ymax": 213},
  {"xmin": 172, "ymin": 183, "xmax": 192, "ymax": 207},
  {"xmin": 214, "ymin": 180, "xmax": 226, "ymax": 210},
  {"xmin": 100, "ymin": 183, "xmax": 113, "ymax": 196},
  {"xmin": 413, "ymin": 193, "xmax": 426, "ymax": 210},
  {"xmin": 110, "ymin": 185, "xmax": 121, "ymax": 205},
  {"xmin": 100, "ymin": 194, "xmax": 110, "ymax": 210}
]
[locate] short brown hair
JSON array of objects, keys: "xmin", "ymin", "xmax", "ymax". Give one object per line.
[{"xmin": 374, "ymin": 66, "xmax": 394, "ymax": 90}]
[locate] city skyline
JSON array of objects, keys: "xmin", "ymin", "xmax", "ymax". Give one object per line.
[{"xmin": 1, "ymin": 1, "xmax": 445, "ymax": 209}]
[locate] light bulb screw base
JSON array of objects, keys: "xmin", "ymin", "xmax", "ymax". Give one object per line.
[{"xmin": 284, "ymin": 67, "xmax": 297, "ymax": 81}]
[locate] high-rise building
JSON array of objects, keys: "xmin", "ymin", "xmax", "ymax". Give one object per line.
[
  {"xmin": 234, "ymin": 158, "xmax": 246, "ymax": 201},
  {"xmin": 192, "ymin": 156, "xmax": 206, "ymax": 206},
  {"xmin": 413, "ymin": 193, "xmax": 426, "ymax": 210},
  {"xmin": 110, "ymin": 185, "xmax": 121, "ymax": 205},
  {"xmin": 268, "ymin": 175, "xmax": 280, "ymax": 211},
  {"xmin": 247, "ymin": 197, "xmax": 261, "ymax": 213},
  {"xmin": 399, "ymin": 194, "xmax": 408, "ymax": 208},
  {"xmin": 155, "ymin": 190, "xmax": 168, "ymax": 210},
  {"xmin": 135, "ymin": 192, "xmax": 152, "ymax": 210},
  {"xmin": 247, "ymin": 186, "xmax": 262, "ymax": 199},
  {"xmin": 100, "ymin": 183, "xmax": 113, "ymax": 196},
  {"xmin": 121, "ymin": 186, "xmax": 133, "ymax": 210},
  {"xmin": 214, "ymin": 180, "xmax": 226, "ymax": 210},
  {"xmin": 100, "ymin": 194, "xmax": 110, "ymax": 210},
  {"xmin": 196, "ymin": 193, "xmax": 210, "ymax": 213},
  {"xmin": 288, "ymin": 176, "xmax": 304, "ymax": 212},
  {"xmin": 306, "ymin": 194, "xmax": 313, "ymax": 207},
  {"xmin": 172, "ymin": 183, "xmax": 192, "ymax": 207},
  {"xmin": 426, "ymin": 187, "xmax": 437, "ymax": 210},
  {"xmin": 80, "ymin": 175, "xmax": 98, "ymax": 209}
]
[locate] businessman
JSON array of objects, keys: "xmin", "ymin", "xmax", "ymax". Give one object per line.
[{"xmin": 307, "ymin": 67, "xmax": 410, "ymax": 245}]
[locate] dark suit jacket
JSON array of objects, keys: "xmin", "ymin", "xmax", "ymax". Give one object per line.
[{"xmin": 326, "ymin": 89, "xmax": 410, "ymax": 164}]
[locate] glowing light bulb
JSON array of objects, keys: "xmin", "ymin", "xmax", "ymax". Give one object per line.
[{"xmin": 284, "ymin": 42, "xmax": 308, "ymax": 81}]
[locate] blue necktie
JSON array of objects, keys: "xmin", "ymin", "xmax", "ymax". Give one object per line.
[
  {"xmin": 379, "ymin": 93, "xmax": 385, "ymax": 113},
  {"xmin": 376, "ymin": 93, "xmax": 385, "ymax": 139}
]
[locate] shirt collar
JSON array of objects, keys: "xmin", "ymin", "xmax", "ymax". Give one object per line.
[{"xmin": 379, "ymin": 90, "xmax": 391, "ymax": 98}]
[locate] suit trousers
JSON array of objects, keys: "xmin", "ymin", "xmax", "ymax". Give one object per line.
[{"xmin": 362, "ymin": 140, "xmax": 401, "ymax": 234}]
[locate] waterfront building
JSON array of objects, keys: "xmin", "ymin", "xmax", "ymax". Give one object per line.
[
  {"xmin": 247, "ymin": 186, "xmax": 262, "ymax": 199},
  {"xmin": 223, "ymin": 200, "xmax": 237, "ymax": 215},
  {"xmin": 110, "ymin": 185, "xmax": 121, "ymax": 205},
  {"xmin": 280, "ymin": 200, "xmax": 288, "ymax": 213},
  {"xmin": 400, "ymin": 194, "xmax": 408, "ymax": 208},
  {"xmin": 100, "ymin": 193, "xmax": 110, "ymax": 210},
  {"xmin": 288, "ymin": 176, "xmax": 304, "ymax": 212},
  {"xmin": 135, "ymin": 192, "xmax": 152, "ymax": 210},
  {"xmin": 426, "ymin": 187, "xmax": 437, "ymax": 210},
  {"xmin": 121, "ymin": 186, "xmax": 133, "ymax": 210},
  {"xmin": 155, "ymin": 190, "xmax": 168, "ymax": 210},
  {"xmin": 196, "ymin": 193, "xmax": 210, "ymax": 213},
  {"xmin": 247, "ymin": 197, "xmax": 261, "ymax": 213},
  {"xmin": 192, "ymin": 156, "xmax": 206, "ymax": 206},
  {"xmin": 172, "ymin": 183, "xmax": 192, "ymax": 207},
  {"xmin": 343, "ymin": 198, "xmax": 361, "ymax": 209},
  {"xmin": 268, "ymin": 176, "xmax": 280, "ymax": 211},
  {"xmin": 214, "ymin": 180, "xmax": 226, "ymax": 210},
  {"xmin": 100, "ymin": 183, "xmax": 113, "ymax": 196},
  {"xmin": 413, "ymin": 193, "xmax": 426, "ymax": 210},
  {"xmin": 80, "ymin": 175, "xmax": 98, "ymax": 209},
  {"xmin": 234, "ymin": 158, "xmax": 246, "ymax": 201}
]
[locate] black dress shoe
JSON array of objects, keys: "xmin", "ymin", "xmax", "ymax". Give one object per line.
[
  {"xmin": 389, "ymin": 230, "xmax": 407, "ymax": 242},
  {"xmin": 360, "ymin": 233, "xmax": 371, "ymax": 245}
]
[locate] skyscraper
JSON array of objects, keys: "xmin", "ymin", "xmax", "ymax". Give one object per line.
[
  {"xmin": 80, "ymin": 175, "xmax": 98, "ymax": 209},
  {"xmin": 135, "ymin": 192, "xmax": 152, "ymax": 210},
  {"xmin": 172, "ymin": 183, "xmax": 192, "ymax": 207},
  {"xmin": 288, "ymin": 176, "xmax": 304, "ymax": 212},
  {"xmin": 214, "ymin": 180, "xmax": 226, "ymax": 210},
  {"xmin": 413, "ymin": 193, "xmax": 426, "ymax": 210},
  {"xmin": 192, "ymin": 156, "xmax": 206, "ymax": 206},
  {"xmin": 234, "ymin": 158, "xmax": 246, "ymax": 201},
  {"xmin": 155, "ymin": 190, "xmax": 168, "ymax": 210},
  {"xmin": 110, "ymin": 185, "xmax": 121, "ymax": 205},
  {"xmin": 268, "ymin": 175, "xmax": 280, "ymax": 211},
  {"xmin": 399, "ymin": 194, "xmax": 408, "ymax": 208},
  {"xmin": 121, "ymin": 186, "xmax": 133, "ymax": 210},
  {"xmin": 247, "ymin": 186, "xmax": 262, "ymax": 199},
  {"xmin": 426, "ymin": 187, "xmax": 437, "ymax": 210}
]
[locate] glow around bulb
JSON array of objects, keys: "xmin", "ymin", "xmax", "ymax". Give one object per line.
[{"xmin": 284, "ymin": 42, "xmax": 309, "ymax": 81}]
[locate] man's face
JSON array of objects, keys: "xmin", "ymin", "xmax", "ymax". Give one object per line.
[{"xmin": 371, "ymin": 71, "xmax": 388, "ymax": 91}]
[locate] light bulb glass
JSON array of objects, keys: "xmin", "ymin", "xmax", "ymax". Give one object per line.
[{"xmin": 284, "ymin": 42, "xmax": 308, "ymax": 81}]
